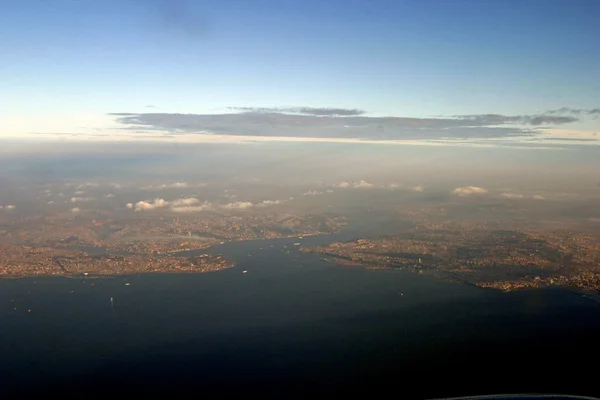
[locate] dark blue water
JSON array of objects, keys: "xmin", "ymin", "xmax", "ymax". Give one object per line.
[{"xmin": 2, "ymin": 235, "xmax": 600, "ymax": 398}]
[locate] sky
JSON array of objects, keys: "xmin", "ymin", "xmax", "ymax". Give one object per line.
[{"xmin": 1, "ymin": 0, "xmax": 599, "ymax": 146}]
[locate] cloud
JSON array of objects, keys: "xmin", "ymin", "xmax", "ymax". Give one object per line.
[
  {"xmin": 47, "ymin": 201, "xmax": 55, "ymax": 204},
  {"xmin": 133, "ymin": 198, "xmax": 169, "ymax": 211},
  {"xmin": 77, "ymin": 182, "xmax": 99, "ymax": 189},
  {"xmin": 546, "ymin": 107, "xmax": 600, "ymax": 116},
  {"xmin": 304, "ymin": 190, "xmax": 323, "ymax": 196},
  {"xmin": 326, "ymin": 189, "xmax": 334, "ymax": 193},
  {"xmin": 387, "ymin": 183, "xmax": 401, "ymax": 190},
  {"xmin": 411, "ymin": 186, "xmax": 424, "ymax": 192},
  {"xmin": 71, "ymin": 207, "xmax": 81, "ymax": 213},
  {"xmin": 105, "ymin": 194, "xmax": 115, "ymax": 198},
  {"xmin": 170, "ymin": 197, "xmax": 201, "ymax": 207},
  {"xmin": 456, "ymin": 114, "xmax": 578, "ymax": 126},
  {"xmin": 5, "ymin": 204, "xmax": 16, "ymax": 209},
  {"xmin": 221, "ymin": 201, "xmax": 254, "ymax": 210},
  {"xmin": 109, "ymin": 110, "xmax": 575, "ymax": 144},
  {"xmin": 141, "ymin": 182, "xmax": 189, "ymax": 190},
  {"xmin": 229, "ymin": 106, "xmax": 366, "ymax": 116},
  {"xmin": 502, "ymin": 193, "xmax": 545, "ymax": 200},
  {"xmin": 334, "ymin": 180, "xmax": 376, "ymax": 189},
  {"xmin": 171, "ymin": 201, "xmax": 213, "ymax": 213},
  {"xmin": 256, "ymin": 200, "xmax": 282, "ymax": 207},
  {"xmin": 126, "ymin": 203, "xmax": 133, "ymax": 209},
  {"xmin": 71, "ymin": 197, "xmax": 93, "ymax": 202},
  {"xmin": 452, "ymin": 186, "xmax": 488, "ymax": 196},
  {"xmin": 501, "ymin": 193, "xmax": 525, "ymax": 199},
  {"xmin": 74, "ymin": 190, "xmax": 87, "ymax": 195},
  {"xmin": 353, "ymin": 180, "xmax": 375, "ymax": 188}
]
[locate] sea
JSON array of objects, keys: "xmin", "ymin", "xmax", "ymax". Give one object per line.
[{"xmin": 2, "ymin": 232, "xmax": 600, "ymax": 398}]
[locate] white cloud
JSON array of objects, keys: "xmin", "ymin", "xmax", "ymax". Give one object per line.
[
  {"xmin": 411, "ymin": 186, "xmax": 424, "ymax": 192},
  {"xmin": 141, "ymin": 182, "xmax": 190, "ymax": 190},
  {"xmin": 170, "ymin": 197, "xmax": 201, "ymax": 207},
  {"xmin": 502, "ymin": 193, "xmax": 545, "ymax": 200},
  {"xmin": 110, "ymin": 183, "xmax": 122, "ymax": 189},
  {"xmin": 303, "ymin": 190, "xmax": 323, "ymax": 196},
  {"xmin": 171, "ymin": 202, "xmax": 214, "ymax": 213},
  {"xmin": 74, "ymin": 190, "xmax": 87, "ymax": 195},
  {"xmin": 71, "ymin": 207, "xmax": 81, "ymax": 213},
  {"xmin": 77, "ymin": 183, "xmax": 99, "ymax": 189},
  {"xmin": 387, "ymin": 183, "xmax": 401, "ymax": 190},
  {"xmin": 221, "ymin": 201, "xmax": 254, "ymax": 210},
  {"xmin": 353, "ymin": 180, "xmax": 375, "ymax": 188},
  {"xmin": 5, "ymin": 204, "xmax": 15, "ymax": 209},
  {"xmin": 452, "ymin": 186, "xmax": 488, "ymax": 196},
  {"xmin": 501, "ymin": 193, "xmax": 524, "ymax": 199},
  {"xmin": 71, "ymin": 197, "xmax": 93, "ymax": 203},
  {"xmin": 47, "ymin": 201, "xmax": 55, "ymax": 205},
  {"xmin": 334, "ymin": 180, "xmax": 376, "ymax": 189},
  {"xmin": 256, "ymin": 200, "xmax": 282, "ymax": 207},
  {"xmin": 105, "ymin": 194, "xmax": 115, "ymax": 198},
  {"xmin": 126, "ymin": 203, "xmax": 133, "ymax": 209},
  {"xmin": 326, "ymin": 189, "xmax": 334, "ymax": 193},
  {"xmin": 134, "ymin": 198, "xmax": 169, "ymax": 211}
]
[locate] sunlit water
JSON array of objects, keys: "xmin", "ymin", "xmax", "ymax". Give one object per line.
[{"xmin": 2, "ymin": 234, "xmax": 599, "ymax": 397}]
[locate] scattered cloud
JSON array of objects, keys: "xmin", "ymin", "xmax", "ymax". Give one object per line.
[
  {"xmin": 71, "ymin": 207, "xmax": 81, "ymax": 213},
  {"xmin": 303, "ymin": 190, "xmax": 323, "ymax": 196},
  {"xmin": 171, "ymin": 202, "xmax": 214, "ymax": 213},
  {"xmin": 133, "ymin": 198, "xmax": 169, "ymax": 211},
  {"xmin": 77, "ymin": 182, "xmax": 99, "ymax": 189},
  {"xmin": 326, "ymin": 189, "xmax": 334, "ymax": 193},
  {"xmin": 501, "ymin": 193, "xmax": 525, "ymax": 199},
  {"xmin": 334, "ymin": 180, "xmax": 376, "ymax": 189},
  {"xmin": 411, "ymin": 186, "xmax": 424, "ymax": 192},
  {"xmin": 105, "ymin": 194, "xmax": 115, "ymax": 198},
  {"xmin": 74, "ymin": 190, "xmax": 87, "ymax": 195},
  {"xmin": 5, "ymin": 204, "xmax": 16, "ymax": 209},
  {"xmin": 256, "ymin": 200, "xmax": 282, "ymax": 207},
  {"xmin": 141, "ymin": 182, "xmax": 189, "ymax": 190},
  {"xmin": 502, "ymin": 193, "xmax": 545, "ymax": 200},
  {"xmin": 452, "ymin": 186, "xmax": 488, "ymax": 196},
  {"xmin": 126, "ymin": 203, "xmax": 133, "ymax": 209},
  {"xmin": 47, "ymin": 201, "xmax": 55, "ymax": 204},
  {"xmin": 71, "ymin": 197, "xmax": 93, "ymax": 203},
  {"xmin": 387, "ymin": 183, "xmax": 401, "ymax": 190},
  {"xmin": 170, "ymin": 197, "xmax": 201, "ymax": 207},
  {"xmin": 221, "ymin": 201, "xmax": 254, "ymax": 210},
  {"xmin": 353, "ymin": 180, "xmax": 375, "ymax": 188}
]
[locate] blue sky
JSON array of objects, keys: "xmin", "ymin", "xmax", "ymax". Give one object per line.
[{"xmin": 1, "ymin": 0, "xmax": 599, "ymax": 143}]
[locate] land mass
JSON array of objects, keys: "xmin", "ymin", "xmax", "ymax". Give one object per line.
[
  {"xmin": 302, "ymin": 223, "xmax": 600, "ymax": 293},
  {"xmin": 0, "ymin": 212, "xmax": 345, "ymax": 277}
]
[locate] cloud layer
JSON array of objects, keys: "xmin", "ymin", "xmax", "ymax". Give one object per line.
[{"xmin": 108, "ymin": 107, "xmax": 588, "ymax": 144}]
